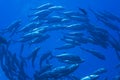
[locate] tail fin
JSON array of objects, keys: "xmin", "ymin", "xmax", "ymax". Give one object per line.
[{"xmin": 79, "ymin": 8, "xmax": 87, "ymax": 15}]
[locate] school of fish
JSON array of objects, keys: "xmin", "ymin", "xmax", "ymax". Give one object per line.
[{"xmin": 0, "ymin": 3, "xmax": 120, "ymax": 80}]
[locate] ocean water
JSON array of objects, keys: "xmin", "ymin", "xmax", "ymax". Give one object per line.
[{"xmin": 0, "ymin": 0, "xmax": 120, "ymax": 80}]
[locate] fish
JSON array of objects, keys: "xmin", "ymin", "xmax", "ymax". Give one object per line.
[
  {"xmin": 11, "ymin": 53, "xmax": 21, "ymax": 70},
  {"xmin": 93, "ymin": 68, "xmax": 107, "ymax": 75},
  {"xmin": 80, "ymin": 47, "xmax": 106, "ymax": 60},
  {"xmin": 31, "ymin": 3, "xmax": 53, "ymax": 10},
  {"xmin": 38, "ymin": 64, "xmax": 52, "ymax": 75},
  {"xmin": 55, "ymin": 53, "xmax": 84, "ymax": 64},
  {"xmin": 89, "ymin": 35, "xmax": 109, "ymax": 49},
  {"xmin": 30, "ymin": 16, "xmax": 42, "ymax": 22},
  {"xmin": 62, "ymin": 34, "xmax": 91, "ymax": 45},
  {"xmin": 60, "ymin": 18, "xmax": 70, "ymax": 23},
  {"xmin": 29, "ymin": 34, "xmax": 50, "ymax": 45},
  {"xmin": 99, "ymin": 11, "xmax": 120, "ymax": 22},
  {"xmin": 39, "ymin": 51, "xmax": 53, "ymax": 68},
  {"xmin": 2, "ymin": 52, "xmax": 19, "ymax": 78},
  {"xmin": 45, "ymin": 16, "xmax": 63, "ymax": 24},
  {"xmin": 26, "ymin": 46, "xmax": 40, "ymax": 68},
  {"xmin": 63, "ymin": 31, "xmax": 84, "ymax": 36},
  {"xmin": 9, "ymin": 20, "xmax": 21, "ymax": 37},
  {"xmin": 61, "ymin": 36, "xmax": 80, "ymax": 45},
  {"xmin": 99, "ymin": 18, "xmax": 120, "ymax": 31},
  {"xmin": 65, "ymin": 23, "xmax": 86, "ymax": 31},
  {"xmin": 28, "ymin": 9, "xmax": 52, "ymax": 18},
  {"xmin": 87, "ymin": 27, "xmax": 109, "ymax": 48},
  {"xmin": 2, "ymin": 20, "xmax": 21, "ymax": 33},
  {"xmin": 48, "ymin": 6, "xmax": 65, "ymax": 12},
  {"xmin": 38, "ymin": 64, "xmax": 79, "ymax": 79},
  {"xmin": 51, "ymin": 64, "xmax": 79, "ymax": 78},
  {"xmin": 22, "ymin": 30, "xmax": 41, "ymax": 38},
  {"xmin": 90, "ymin": 9, "xmax": 120, "ymax": 31},
  {"xmin": 62, "ymin": 11, "xmax": 85, "ymax": 17},
  {"xmin": 45, "ymin": 25, "xmax": 66, "ymax": 31},
  {"xmin": 18, "ymin": 63, "xmax": 31, "ymax": 80},
  {"xmin": 55, "ymin": 43, "xmax": 75, "ymax": 50},
  {"xmin": 90, "ymin": 9, "xmax": 108, "ymax": 21},
  {"xmin": 80, "ymin": 74, "xmax": 99, "ymax": 80},
  {"xmin": 18, "ymin": 22, "xmax": 41, "ymax": 33},
  {"xmin": 108, "ymin": 35, "xmax": 120, "ymax": 60},
  {"xmin": 18, "ymin": 31, "xmax": 42, "ymax": 43}
]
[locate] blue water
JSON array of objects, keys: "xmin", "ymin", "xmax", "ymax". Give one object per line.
[{"xmin": 0, "ymin": 0, "xmax": 120, "ymax": 80}]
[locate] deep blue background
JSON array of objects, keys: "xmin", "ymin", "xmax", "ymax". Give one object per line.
[{"xmin": 0, "ymin": 0, "xmax": 120, "ymax": 80}]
